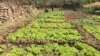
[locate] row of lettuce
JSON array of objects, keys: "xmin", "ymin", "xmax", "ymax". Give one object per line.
[
  {"xmin": 73, "ymin": 16, "xmax": 100, "ymax": 40},
  {"xmin": 0, "ymin": 42, "xmax": 100, "ymax": 56}
]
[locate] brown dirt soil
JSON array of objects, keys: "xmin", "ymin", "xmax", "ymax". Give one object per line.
[
  {"xmin": 32, "ymin": 26, "xmax": 68, "ymax": 29},
  {"xmin": 64, "ymin": 11, "xmax": 91, "ymax": 21},
  {"xmin": 0, "ymin": 39, "xmax": 77, "ymax": 46}
]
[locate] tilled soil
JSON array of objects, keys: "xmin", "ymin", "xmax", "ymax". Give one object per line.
[
  {"xmin": 64, "ymin": 11, "xmax": 91, "ymax": 21},
  {"xmin": 0, "ymin": 39, "xmax": 79, "ymax": 46}
]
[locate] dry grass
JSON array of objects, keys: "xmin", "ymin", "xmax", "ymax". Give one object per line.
[{"xmin": 83, "ymin": 2, "xmax": 100, "ymax": 8}]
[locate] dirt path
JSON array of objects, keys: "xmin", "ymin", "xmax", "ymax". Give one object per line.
[{"xmin": 64, "ymin": 11, "xmax": 100, "ymax": 51}]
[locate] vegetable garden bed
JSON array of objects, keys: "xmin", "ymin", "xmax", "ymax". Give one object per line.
[
  {"xmin": 6, "ymin": 11, "xmax": 82, "ymax": 42},
  {"xmin": 0, "ymin": 11, "xmax": 99, "ymax": 56}
]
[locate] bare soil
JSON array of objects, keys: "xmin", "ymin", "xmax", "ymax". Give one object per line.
[
  {"xmin": 64, "ymin": 11, "xmax": 91, "ymax": 21},
  {"xmin": 0, "ymin": 39, "xmax": 78, "ymax": 46}
]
